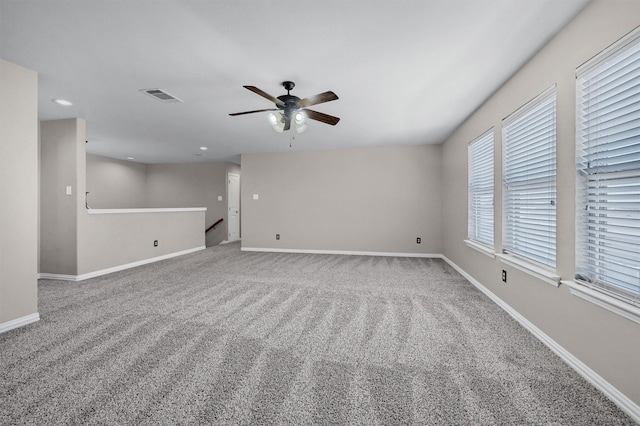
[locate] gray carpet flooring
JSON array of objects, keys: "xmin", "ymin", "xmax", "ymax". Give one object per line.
[{"xmin": 0, "ymin": 242, "xmax": 634, "ymax": 425}]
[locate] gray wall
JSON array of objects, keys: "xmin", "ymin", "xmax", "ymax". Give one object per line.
[
  {"xmin": 241, "ymin": 145, "xmax": 442, "ymax": 253},
  {"xmin": 41, "ymin": 121, "xmax": 206, "ymax": 277},
  {"xmin": 0, "ymin": 59, "xmax": 38, "ymax": 325},
  {"xmin": 40, "ymin": 119, "xmax": 83, "ymax": 275},
  {"xmin": 77, "ymin": 210, "xmax": 205, "ymax": 275},
  {"xmin": 441, "ymin": 0, "xmax": 640, "ymax": 407},
  {"xmin": 86, "ymin": 154, "xmax": 147, "ymax": 209},
  {"xmin": 146, "ymin": 162, "xmax": 240, "ymax": 246},
  {"xmin": 85, "ymin": 155, "xmax": 240, "ymax": 247}
]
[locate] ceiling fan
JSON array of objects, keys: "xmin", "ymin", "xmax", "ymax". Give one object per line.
[{"xmin": 229, "ymin": 81, "xmax": 340, "ymax": 133}]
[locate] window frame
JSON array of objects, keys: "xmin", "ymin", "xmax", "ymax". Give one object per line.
[
  {"xmin": 501, "ymin": 85, "xmax": 558, "ymax": 277},
  {"xmin": 574, "ymin": 26, "xmax": 640, "ymax": 314},
  {"xmin": 466, "ymin": 129, "xmax": 495, "ymax": 253}
]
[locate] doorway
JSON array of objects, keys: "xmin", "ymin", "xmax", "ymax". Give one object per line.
[{"xmin": 227, "ymin": 173, "xmax": 240, "ymax": 242}]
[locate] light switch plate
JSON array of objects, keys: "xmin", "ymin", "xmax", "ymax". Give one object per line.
[
  {"xmin": 218, "ymin": 196, "xmax": 222, "ymax": 201},
  {"xmin": 66, "ymin": 185, "xmax": 72, "ymax": 195},
  {"xmin": 253, "ymin": 194, "xmax": 259, "ymax": 200}
]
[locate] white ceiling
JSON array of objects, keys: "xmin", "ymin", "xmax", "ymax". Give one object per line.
[{"xmin": 0, "ymin": 0, "xmax": 590, "ymax": 164}]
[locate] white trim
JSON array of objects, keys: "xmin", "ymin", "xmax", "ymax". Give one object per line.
[
  {"xmin": 87, "ymin": 207, "xmax": 206, "ymax": 215},
  {"xmin": 464, "ymin": 239, "xmax": 496, "ymax": 258},
  {"xmin": 497, "ymin": 253, "xmax": 560, "ymax": 287},
  {"xmin": 502, "ymin": 84, "xmax": 557, "ymax": 125},
  {"xmin": 442, "ymin": 256, "xmax": 640, "ymax": 424},
  {"xmin": 38, "ymin": 273, "xmax": 77, "ymax": 281},
  {"xmin": 564, "ymin": 280, "xmax": 640, "ymax": 325},
  {"xmin": 241, "ymin": 247, "xmax": 440, "ymax": 258},
  {"xmin": 227, "ymin": 172, "xmax": 241, "ymax": 243},
  {"xmin": 0, "ymin": 313, "xmax": 40, "ymax": 334},
  {"xmin": 577, "ymin": 25, "xmax": 640, "ymax": 76},
  {"xmin": 467, "ymin": 129, "xmax": 495, "ymax": 248},
  {"xmin": 38, "ymin": 246, "xmax": 206, "ymax": 282}
]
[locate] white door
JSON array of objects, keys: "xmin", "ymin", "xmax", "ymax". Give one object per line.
[{"xmin": 228, "ymin": 173, "xmax": 240, "ymax": 242}]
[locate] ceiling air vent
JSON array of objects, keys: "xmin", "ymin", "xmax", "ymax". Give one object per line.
[{"xmin": 140, "ymin": 88, "xmax": 183, "ymax": 103}]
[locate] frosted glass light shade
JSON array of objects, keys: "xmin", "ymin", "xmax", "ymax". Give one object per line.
[
  {"xmin": 268, "ymin": 112, "xmax": 285, "ymax": 133},
  {"xmin": 294, "ymin": 111, "xmax": 307, "ymax": 133}
]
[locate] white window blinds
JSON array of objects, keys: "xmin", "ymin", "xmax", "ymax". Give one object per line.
[
  {"xmin": 576, "ymin": 27, "xmax": 640, "ymax": 306},
  {"xmin": 502, "ymin": 86, "xmax": 557, "ymax": 268},
  {"xmin": 468, "ymin": 130, "xmax": 494, "ymax": 247}
]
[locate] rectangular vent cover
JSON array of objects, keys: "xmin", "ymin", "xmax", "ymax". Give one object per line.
[{"xmin": 140, "ymin": 88, "xmax": 183, "ymax": 103}]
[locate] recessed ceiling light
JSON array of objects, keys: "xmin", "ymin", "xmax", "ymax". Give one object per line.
[
  {"xmin": 127, "ymin": 156, "xmax": 135, "ymax": 160},
  {"xmin": 199, "ymin": 146, "xmax": 208, "ymax": 151},
  {"xmin": 52, "ymin": 99, "xmax": 73, "ymax": 106}
]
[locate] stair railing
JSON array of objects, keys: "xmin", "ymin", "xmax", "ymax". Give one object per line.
[{"xmin": 206, "ymin": 218, "xmax": 224, "ymax": 234}]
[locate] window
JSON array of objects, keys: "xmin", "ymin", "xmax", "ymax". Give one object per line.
[
  {"xmin": 468, "ymin": 130, "xmax": 494, "ymax": 248},
  {"xmin": 576, "ymin": 27, "xmax": 640, "ymax": 308},
  {"xmin": 502, "ymin": 86, "xmax": 557, "ymax": 268}
]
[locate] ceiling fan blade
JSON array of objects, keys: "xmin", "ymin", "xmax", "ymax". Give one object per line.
[
  {"xmin": 298, "ymin": 91, "xmax": 339, "ymax": 108},
  {"xmin": 243, "ymin": 86, "xmax": 285, "ymax": 106},
  {"xmin": 229, "ymin": 108, "xmax": 278, "ymax": 116},
  {"xmin": 304, "ymin": 109, "xmax": 341, "ymax": 126}
]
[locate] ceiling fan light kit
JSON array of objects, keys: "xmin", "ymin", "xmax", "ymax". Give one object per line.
[
  {"xmin": 267, "ymin": 110, "xmax": 308, "ymax": 134},
  {"xmin": 230, "ymin": 81, "xmax": 340, "ymax": 135}
]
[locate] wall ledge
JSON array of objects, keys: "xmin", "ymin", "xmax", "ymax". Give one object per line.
[
  {"xmin": 38, "ymin": 246, "xmax": 206, "ymax": 281},
  {"xmin": 0, "ymin": 313, "xmax": 40, "ymax": 334},
  {"xmin": 442, "ymin": 255, "xmax": 640, "ymax": 424},
  {"xmin": 87, "ymin": 207, "xmax": 206, "ymax": 215}
]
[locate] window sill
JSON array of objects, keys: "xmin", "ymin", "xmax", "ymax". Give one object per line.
[
  {"xmin": 464, "ymin": 240, "xmax": 496, "ymax": 258},
  {"xmin": 497, "ymin": 253, "xmax": 560, "ymax": 287},
  {"xmin": 564, "ymin": 280, "xmax": 640, "ymax": 325}
]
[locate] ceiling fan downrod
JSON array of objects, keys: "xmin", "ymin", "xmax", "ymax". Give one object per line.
[{"xmin": 282, "ymin": 81, "xmax": 295, "ymax": 94}]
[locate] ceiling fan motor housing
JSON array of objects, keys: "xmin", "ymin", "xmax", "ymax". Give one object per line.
[{"xmin": 276, "ymin": 94, "xmax": 301, "ymax": 118}]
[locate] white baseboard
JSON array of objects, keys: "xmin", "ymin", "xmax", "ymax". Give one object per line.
[
  {"xmin": 241, "ymin": 247, "xmax": 440, "ymax": 258},
  {"xmin": 0, "ymin": 313, "xmax": 40, "ymax": 334},
  {"xmin": 38, "ymin": 273, "xmax": 77, "ymax": 281},
  {"xmin": 38, "ymin": 246, "xmax": 206, "ymax": 282},
  {"xmin": 441, "ymin": 255, "xmax": 640, "ymax": 424},
  {"xmin": 220, "ymin": 239, "xmax": 240, "ymax": 245}
]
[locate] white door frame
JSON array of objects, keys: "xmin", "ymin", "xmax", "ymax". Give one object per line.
[{"xmin": 227, "ymin": 173, "xmax": 240, "ymax": 242}]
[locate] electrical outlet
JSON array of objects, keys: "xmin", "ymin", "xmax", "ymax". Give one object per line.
[
  {"xmin": 276, "ymin": 234, "xmax": 280, "ymax": 240},
  {"xmin": 416, "ymin": 237, "xmax": 421, "ymax": 244},
  {"xmin": 502, "ymin": 270, "xmax": 507, "ymax": 282},
  {"xmin": 154, "ymin": 240, "xmax": 158, "ymax": 247}
]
